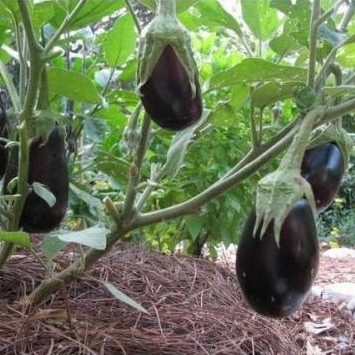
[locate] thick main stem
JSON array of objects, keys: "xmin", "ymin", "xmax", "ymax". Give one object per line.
[
  {"xmin": 307, "ymin": 0, "xmax": 321, "ymax": 88},
  {"xmin": 157, "ymin": 0, "xmax": 176, "ymax": 18},
  {"xmin": 122, "ymin": 113, "xmax": 151, "ymax": 218}
]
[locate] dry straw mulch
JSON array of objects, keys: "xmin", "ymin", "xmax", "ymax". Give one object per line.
[{"xmin": 0, "ymin": 242, "xmax": 354, "ymax": 354}]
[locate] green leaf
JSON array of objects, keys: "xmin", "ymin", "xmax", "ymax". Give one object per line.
[
  {"xmin": 103, "ymin": 281, "xmax": 148, "ymax": 313},
  {"xmin": 241, "ymin": 0, "xmax": 279, "ymax": 41},
  {"xmin": 208, "ymin": 58, "xmax": 307, "ymax": 91},
  {"xmin": 32, "ymin": 0, "xmax": 55, "ymax": 31},
  {"xmin": 270, "ymin": 20, "xmax": 300, "ymax": 56},
  {"xmin": 32, "ymin": 182, "xmax": 57, "ymax": 207},
  {"xmin": 337, "ymin": 43, "xmax": 355, "ymax": 68},
  {"xmin": 210, "ymin": 84, "xmax": 249, "ymax": 126},
  {"xmin": 47, "ymin": 68, "xmax": 100, "ymax": 104},
  {"xmin": 103, "ymin": 13, "xmax": 136, "ymax": 68},
  {"xmin": 0, "ymin": 230, "xmax": 30, "ymax": 247},
  {"xmin": 70, "ymin": 182, "xmax": 104, "ymax": 215},
  {"xmin": 165, "ymin": 110, "xmax": 210, "ymax": 178},
  {"xmin": 252, "ymin": 81, "xmax": 306, "ymax": 108},
  {"xmin": 179, "ymin": 0, "xmax": 242, "ymax": 38},
  {"xmin": 41, "ymin": 235, "xmax": 68, "ymax": 259},
  {"xmin": 53, "ymin": 226, "xmax": 110, "ymax": 250},
  {"xmin": 50, "ymin": 0, "xmax": 125, "ymax": 31},
  {"xmin": 185, "ymin": 216, "xmax": 204, "ymax": 240}
]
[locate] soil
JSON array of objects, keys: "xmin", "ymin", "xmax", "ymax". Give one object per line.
[{"xmin": 0, "ymin": 243, "xmax": 354, "ymax": 355}]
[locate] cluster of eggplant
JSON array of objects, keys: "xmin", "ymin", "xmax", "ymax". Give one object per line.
[
  {"xmin": 0, "ymin": 103, "xmax": 69, "ymax": 234},
  {"xmin": 236, "ymin": 142, "xmax": 345, "ymax": 318}
]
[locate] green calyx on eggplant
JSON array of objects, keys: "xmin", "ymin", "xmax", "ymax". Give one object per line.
[
  {"xmin": 3, "ymin": 125, "xmax": 69, "ymax": 233},
  {"xmin": 301, "ymin": 142, "xmax": 344, "ymax": 213},
  {"xmin": 0, "ymin": 103, "xmax": 8, "ymax": 178},
  {"xmin": 236, "ymin": 199, "xmax": 319, "ymax": 318},
  {"xmin": 137, "ymin": 0, "xmax": 202, "ymax": 131}
]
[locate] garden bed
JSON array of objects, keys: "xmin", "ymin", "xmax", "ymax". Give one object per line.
[{"xmin": 0, "ymin": 243, "xmax": 354, "ymax": 354}]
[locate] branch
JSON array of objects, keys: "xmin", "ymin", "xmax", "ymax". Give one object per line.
[
  {"xmin": 44, "ymin": 0, "xmax": 87, "ymax": 55},
  {"xmin": 17, "ymin": 0, "xmax": 41, "ymax": 58},
  {"xmin": 307, "ymin": 0, "xmax": 321, "ymax": 88},
  {"xmin": 122, "ymin": 113, "xmax": 151, "ymax": 218},
  {"xmin": 323, "ymin": 97, "xmax": 355, "ymax": 120},
  {"xmin": 339, "ymin": 0, "xmax": 355, "ymax": 32},
  {"xmin": 249, "ymin": 98, "xmax": 259, "ymax": 150},
  {"xmin": 124, "ymin": 0, "xmax": 142, "ymax": 33}
]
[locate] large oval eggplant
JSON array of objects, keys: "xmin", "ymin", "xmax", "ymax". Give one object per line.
[
  {"xmin": 0, "ymin": 103, "xmax": 8, "ymax": 178},
  {"xmin": 3, "ymin": 126, "xmax": 69, "ymax": 233},
  {"xmin": 301, "ymin": 142, "xmax": 344, "ymax": 213},
  {"xmin": 140, "ymin": 45, "xmax": 202, "ymax": 131},
  {"xmin": 236, "ymin": 199, "xmax": 319, "ymax": 318}
]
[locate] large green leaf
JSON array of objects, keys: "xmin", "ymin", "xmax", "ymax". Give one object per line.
[
  {"xmin": 50, "ymin": 0, "xmax": 125, "ymax": 30},
  {"xmin": 210, "ymin": 84, "xmax": 249, "ymax": 126},
  {"xmin": 208, "ymin": 58, "xmax": 307, "ymax": 91},
  {"xmin": 165, "ymin": 110, "xmax": 210, "ymax": 179},
  {"xmin": 270, "ymin": 20, "xmax": 300, "ymax": 56},
  {"xmin": 53, "ymin": 226, "xmax": 110, "ymax": 250},
  {"xmin": 31, "ymin": 0, "xmax": 55, "ymax": 32},
  {"xmin": 47, "ymin": 68, "xmax": 100, "ymax": 104},
  {"xmin": 179, "ymin": 0, "xmax": 242, "ymax": 38},
  {"xmin": 271, "ymin": 0, "xmax": 311, "ymax": 47},
  {"xmin": 252, "ymin": 81, "xmax": 306, "ymax": 108},
  {"xmin": 103, "ymin": 14, "xmax": 137, "ymax": 68},
  {"xmin": 241, "ymin": 0, "xmax": 279, "ymax": 41},
  {"xmin": 0, "ymin": 230, "xmax": 30, "ymax": 247}
]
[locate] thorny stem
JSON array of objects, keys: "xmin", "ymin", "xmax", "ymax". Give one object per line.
[
  {"xmin": 258, "ymin": 108, "xmax": 264, "ymax": 143},
  {"xmin": 249, "ymin": 97, "xmax": 259, "ymax": 151},
  {"xmin": 339, "ymin": 0, "xmax": 355, "ymax": 32},
  {"xmin": 157, "ymin": 0, "xmax": 177, "ymax": 18},
  {"xmin": 44, "ymin": 0, "xmax": 87, "ymax": 56},
  {"xmin": 122, "ymin": 113, "xmax": 151, "ymax": 219},
  {"xmin": 307, "ymin": 0, "xmax": 321, "ymax": 88},
  {"xmin": 124, "ymin": 0, "xmax": 142, "ymax": 33},
  {"xmin": 14, "ymin": 20, "xmax": 26, "ymax": 106}
]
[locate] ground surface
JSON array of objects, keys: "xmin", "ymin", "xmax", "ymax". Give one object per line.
[{"xmin": 0, "ymin": 243, "xmax": 354, "ymax": 354}]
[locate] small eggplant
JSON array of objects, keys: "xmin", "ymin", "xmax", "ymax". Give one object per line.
[{"xmin": 301, "ymin": 142, "xmax": 344, "ymax": 213}]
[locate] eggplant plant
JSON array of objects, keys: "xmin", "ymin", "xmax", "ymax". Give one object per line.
[{"xmin": 0, "ymin": 0, "xmax": 353, "ymax": 320}]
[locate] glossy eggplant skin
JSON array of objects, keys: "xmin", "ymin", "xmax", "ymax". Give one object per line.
[
  {"xmin": 140, "ymin": 45, "xmax": 202, "ymax": 131},
  {"xmin": 0, "ymin": 104, "xmax": 8, "ymax": 178},
  {"xmin": 236, "ymin": 199, "xmax": 319, "ymax": 318},
  {"xmin": 301, "ymin": 142, "xmax": 344, "ymax": 213},
  {"xmin": 3, "ymin": 126, "xmax": 69, "ymax": 233}
]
